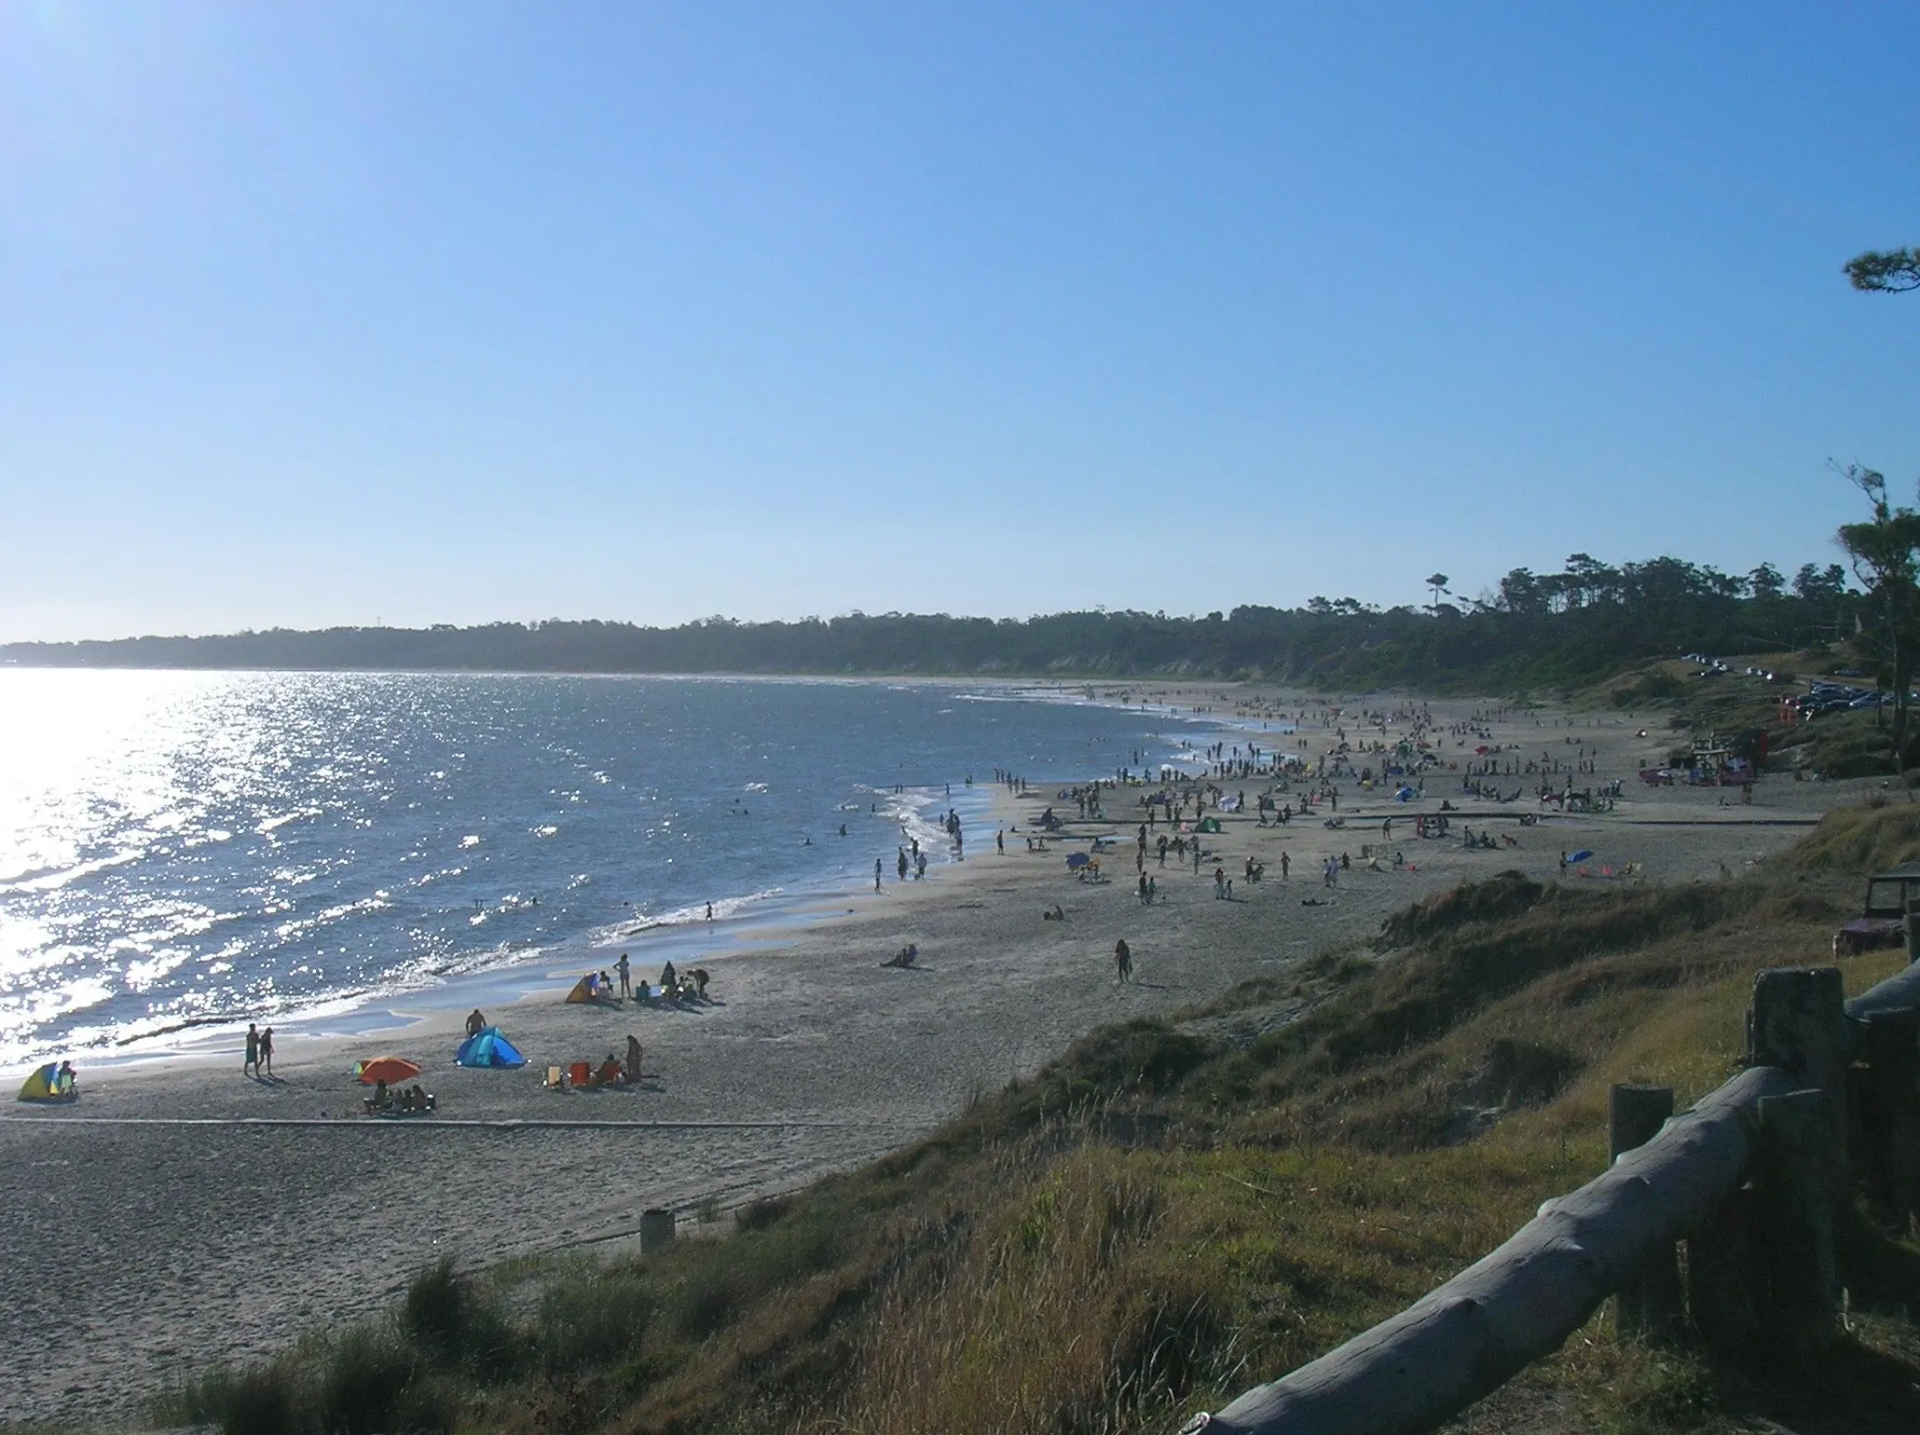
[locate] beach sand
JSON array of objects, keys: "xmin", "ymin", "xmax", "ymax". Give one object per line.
[{"xmin": 0, "ymin": 689, "xmax": 1874, "ymax": 1424}]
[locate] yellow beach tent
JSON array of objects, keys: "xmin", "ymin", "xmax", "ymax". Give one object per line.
[
  {"xmin": 17, "ymin": 1063, "xmax": 74, "ymax": 1103},
  {"xmin": 565, "ymin": 973, "xmax": 608, "ymax": 1004}
]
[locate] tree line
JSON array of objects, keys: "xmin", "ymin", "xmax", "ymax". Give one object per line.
[{"xmin": 0, "ymin": 553, "xmax": 1858, "ymax": 691}]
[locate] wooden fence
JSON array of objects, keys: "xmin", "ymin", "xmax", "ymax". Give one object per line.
[{"xmin": 1177, "ymin": 956, "xmax": 1920, "ymax": 1435}]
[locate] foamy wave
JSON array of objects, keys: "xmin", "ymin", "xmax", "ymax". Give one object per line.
[
  {"xmin": 601, "ymin": 886, "xmax": 786, "ymax": 943},
  {"xmin": 0, "ymin": 848, "xmax": 144, "ymax": 895}
]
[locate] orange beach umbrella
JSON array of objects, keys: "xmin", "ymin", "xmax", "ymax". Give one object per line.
[{"xmin": 355, "ymin": 1056, "xmax": 422, "ymax": 1085}]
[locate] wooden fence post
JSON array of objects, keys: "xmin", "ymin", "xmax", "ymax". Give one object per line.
[
  {"xmin": 1755, "ymin": 1089, "xmax": 1841, "ymax": 1363},
  {"xmin": 1749, "ymin": 966, "xmax": 1848, "ymax": 1145},
  {"xmin": 1860, "ymin": 1008, "xmax": 1920, "ymax": 1220},
  {"xmin": 1610, "ymin": 1083, "xmax": 1679, "ymax": 1340},
  {"xmin": 1686, "ymin": 1184, "xmax": 1759, "ymax": 1357}
]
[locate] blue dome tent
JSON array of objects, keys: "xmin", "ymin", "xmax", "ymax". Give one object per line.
[{"xmin": 455, "ymin": 1026, "xmax": 527, "ymax": 1069}]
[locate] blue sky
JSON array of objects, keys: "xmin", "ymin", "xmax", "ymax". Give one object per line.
[{"xmin": 1, "ymin": 2, "xmax": 1915, "ymax": 641}]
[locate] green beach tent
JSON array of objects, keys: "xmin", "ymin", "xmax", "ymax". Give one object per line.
[{"xmin": 17, "ymin": 1063, "xmax": 75, "ymax": 1103}]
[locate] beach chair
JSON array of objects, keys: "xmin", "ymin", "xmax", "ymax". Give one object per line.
[
  {"xmin": 544, "ymin": 1065, "xmax": 566, "ymax": 1089},
  {"xmin": 569, "ymin": 1060, "xmax": 591, "ymax": 1089}
]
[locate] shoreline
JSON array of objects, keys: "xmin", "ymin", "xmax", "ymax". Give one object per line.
[
  {"xmin": 45, "ymin": 801, "xmax": 999, "ymax": 1087},
  {"xmin": 3, "ymin": 685, "xmax": 1884, "ymax": 1424},
  {"xmin": 15, "ymin": 678, "xmax": 1255, "ymax": 1082}
]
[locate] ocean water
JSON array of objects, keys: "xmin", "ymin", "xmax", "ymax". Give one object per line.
[{"xmin": 0, "ymin": 671, "xmax": 1218, "ymax": 1066}]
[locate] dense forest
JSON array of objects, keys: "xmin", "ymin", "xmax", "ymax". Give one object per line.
[{"xmin": 0, "ymin": 555, "xmax": 1860, "ymax": 691}]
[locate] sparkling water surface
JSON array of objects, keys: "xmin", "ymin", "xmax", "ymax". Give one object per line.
[{"xmin": 0, "ymin": 671, "xmax": 1208, "ymax": 1066}]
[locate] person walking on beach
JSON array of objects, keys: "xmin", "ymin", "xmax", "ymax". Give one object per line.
[
  {"xmin": 1114, "ymin": 939, "xmax": 1133, "ymax": 984},
  {"xmin": 996, "ymin": 829, "xmax": 1004, "ymax": 855},
  {"xmin": 259, "ymin": 1026, "xmax": 274, "ymax": 1079},
  {"xmin": 616, "ymin": 953, "xmax": 631, "ymax": 1000},
  {"xmin": 874, "ymin": 858, "xmax": 883, "ymax": 892},
  {"xmin": 1279, "ymin": 850, "xmax": 1289, "ymax": 880},
  {"xmin": 243, "ymin": 1022, "xmax": 260, "ymax": 1078}
]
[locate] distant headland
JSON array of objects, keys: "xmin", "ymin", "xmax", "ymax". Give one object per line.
[{"xmin": 0, "ymin": 554, "xmax": 1857, "ymax": 691}]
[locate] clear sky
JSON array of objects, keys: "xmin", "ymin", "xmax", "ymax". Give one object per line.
[{"xmin": 2, "ymin": 2, "xmax": 1915, "ymax": 642}]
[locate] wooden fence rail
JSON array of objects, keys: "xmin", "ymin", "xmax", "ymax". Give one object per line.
[{"xmin": 1178, "ymin": 960, "xmax": 1918, "ymax": 1435}]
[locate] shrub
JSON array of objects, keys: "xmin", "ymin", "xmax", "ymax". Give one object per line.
[
  {"xmin": 666, "ymin": 1264, "xmax": 738, "ymax": 1341},
  {"xmin": 220, "ymin": 1367, "xmax": 306, "ymax": 1435},
  {"xmin": 165, "ymin": 1363, "xmax": 309, "ymax": 1435},
  {"xmin": 401, "ymin": 1258, "xmax": 465, "ymax": 1351},
  {"xmin": 536, "ymin": 1263, "xmax": 655, "ymax": 1374},
  {"xmin": 1377, "ymin": 871, "xmax": 1543, "ymax": 949},
  {"xmin": 1029, "ymin": 1020, "xmax": 1212, "ymax": 1112},
  {"xmin": 736, "ymin": 1194, "xmax": 794, "ymax": 1231},
  {"xmin": 1467, "ymin": 1037, "xmax": 1581, "ymax": 1108},
  {"xmin": 401, "ymin": 1257, "xmax": 517, "ymax": 1378},
  {"xmin": 315, "ymin": 1324, "xmax": 423, "ymax": 1435}
]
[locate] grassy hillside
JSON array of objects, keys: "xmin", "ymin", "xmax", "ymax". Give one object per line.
[
  {"xmin": 163, "ymin": 804, "xmax": 1920, "ymax": 1435},
  {"xmin": 1596, "ymin": 649, "xmax": 1914, "ymax": 785}
]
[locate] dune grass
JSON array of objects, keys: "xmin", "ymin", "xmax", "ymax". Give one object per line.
[{"xmin": 159, "ymin": 803, "xmax": 1920, "ymax": 1435}]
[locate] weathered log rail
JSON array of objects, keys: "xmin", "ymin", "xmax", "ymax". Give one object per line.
[{"xmin": 1178, "ymin": 960, "xmax": 1920, "ymax": 1435}]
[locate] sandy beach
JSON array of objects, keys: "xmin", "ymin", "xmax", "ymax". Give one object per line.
[{"xmin": 0, "ymin": 689, "xmax": 1873, "ymax": 1425}]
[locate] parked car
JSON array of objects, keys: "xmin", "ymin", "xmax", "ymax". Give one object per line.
[{"xmin": 1833, "ymin": 862, "xmax": 1920, "ymax": 957}]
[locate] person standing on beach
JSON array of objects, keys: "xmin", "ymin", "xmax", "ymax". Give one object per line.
[
  {"xmin": 1114, "ymin": 939, "xmax": 1133, "ymax": 984},
  {"xmin": 259, "ymin": 1026, "xmax": 274, "ymax": 1079},
  {"xmin": 244, "ymin": 1023, "xmax": 259, "ymax": 1078},
  {"xmin": 874, "ymin": 858, "xmax": 883, "ymax": 891},
  {"xmin": 616, "ymin": 953, "xmax": 631, "ymax": 1000}
]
